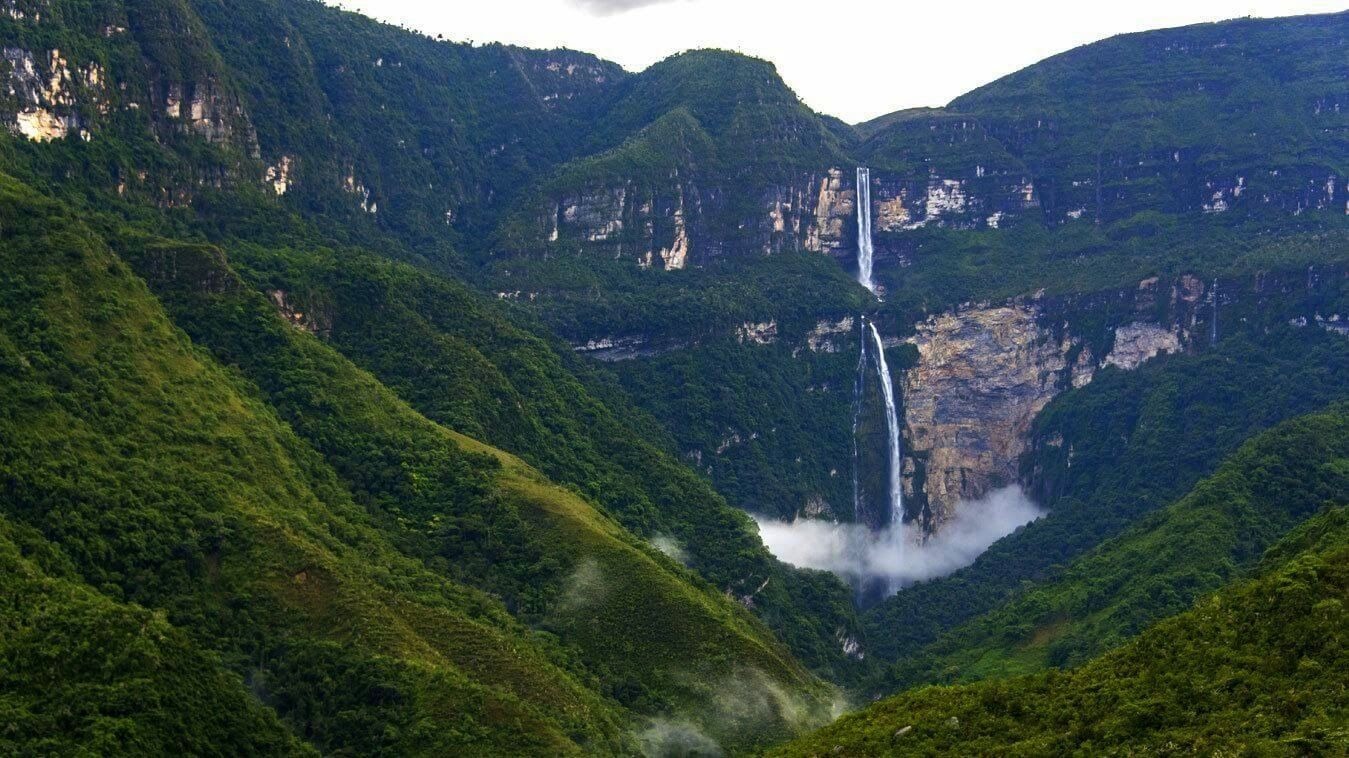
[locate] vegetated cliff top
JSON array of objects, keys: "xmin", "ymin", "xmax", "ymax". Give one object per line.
[{"xmin": 858, "ymin": 10, "xmax": 1349, "ymax": 185}]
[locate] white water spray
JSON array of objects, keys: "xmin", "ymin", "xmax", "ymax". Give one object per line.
[
  {"xmin": 867, "ymin": 321, "xmax": 903, "ymax": 527},
  {"xmin": 856, "ymin": 167, "xmax": 875, "ymax": 293}
]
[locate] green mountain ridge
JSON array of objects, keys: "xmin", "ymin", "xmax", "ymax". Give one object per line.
[
  {"xmin": 0, "ymin": 169, "xmax": 837, "ymax": 754},
  {"xmin": 1, "ymin": 1, "xmax": 1347, "ymax": 754},
  {"xmin": 882, "ymin": 399, "xmax": 1349, "ymax": 690}
]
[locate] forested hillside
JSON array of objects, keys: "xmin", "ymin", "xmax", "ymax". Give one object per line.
[
  {"xmin": 1, "ymin": 1, "xmax": 1347, "ymax": 754},
  {"xmin": 881, "ymin": 401, "xmax": 1349, "ymax": 690},
  {"xmin": 778, "ymin": 410, "xmax": 1349, "ymax": 756}
]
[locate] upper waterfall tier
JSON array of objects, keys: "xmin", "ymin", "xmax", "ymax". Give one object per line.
[{"xmin": 856, "ymin": 167, "xmax": 875, "ymax": 294}]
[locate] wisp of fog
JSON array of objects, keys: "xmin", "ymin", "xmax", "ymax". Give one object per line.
[{"xmin": 755, "ymin": 486, "xmax": 1043, "ymax": 592}]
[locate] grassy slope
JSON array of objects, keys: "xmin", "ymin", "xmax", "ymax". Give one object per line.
[
  {"xmin": 880, "ymin": 406, "xmax": 1349, "ymax": 690},
  {"xmin": 0, "ymin": 0, "xmax": 867, "ymax": 690},
  {"xmin": 117, "ymin": 230, "xmax": 834, "ymax": 751},
  {"xmin": 776, "ymin": 439, "xmax": 1349, "ymax": 755},
  {"xmin": 188, "ymin": 232, "xmax": 866, "ymax": 684},
  {"xmin": 0, "ymin": 175, "xmax": 633, "ymax": 754},
  {"xmin": 0, "ymin": 518, "xmax": 312, "ymax": 756}
]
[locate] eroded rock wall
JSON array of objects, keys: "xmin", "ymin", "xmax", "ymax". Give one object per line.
[
  {"xmin": 899, "ymin": 266, "xmax": 1349, "ymax": 531},
  {"xmin": 901, "ymin": 304, "xmax": 1079, "ymax": 528}
]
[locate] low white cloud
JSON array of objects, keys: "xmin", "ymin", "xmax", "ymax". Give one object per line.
[
  {"xmin": 556, "ymin": 557, "xmax": 607, "ymax": 612},
  {"xmin": 650, "ymin": 534, "xmax": 688, "ymax": 564},
  {"xmin": 637, "ymin": 718, "xmax": 721, "ymax": 757},
  {"xmin": 755, "ymin": 486, "xmax": 1043, "ymax": 593},
  {"xmin": 567, "ymin": 0, "xmax": 687, "ymax": 16}
]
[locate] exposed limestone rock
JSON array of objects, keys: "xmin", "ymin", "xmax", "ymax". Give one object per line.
[
  {"xmin": 769, "ymin": 197, "xmax": 788, "ymax": 233},
  {"xmin": 268, "ymin": 289, "xmax": 331, "ymax": 337},
  {"xmin": 1019, "ymin": 180, "xmax": 1037, "ymax": 205},
  {"xmin": 571, "ymin": 336, "xmax": 661, "ymax": 361},
  {"xmin": 903, "ymin": 305, "xmax": 1082, "ymax": 528},
  {"xmin": 901, "ymin": 279, "xmax": 1221, "ymax": 530},
  {"xmin": 836, "ymin": 630, "xmax": 864, "ymax": 661},
  {"xmin": 561, "ymin": 187, "xmax": 626, "ymax": 242},
  {"xmin": 801, "ymin": 495, "xmax": 833, "ymax": 519},
  {"xmin": 1175, "ymin": 274, "xmax": 1206, "ymax": 304},
  {"xmin": 14, "ymin": 107, "xmax": 70, "ymax": 140},
  {"xmin": 1103, "ymin": 322, "xmax": 1182, "ymax": 370},
  {"xmin": 1070, "ymin": 345, "xmax": 1096, "ymax": 388},
  {"xmin": 659, "ymin": 192, "xmax": 689, "ymax": 270},
  {"xmin": 875, "ymin": 195, "xmax": 910, "ymax": 232},
  {"xmin": 160, "ymin": 79, "xmax": 241, "ymax": 144},
  {"xmin": 4, "ymin": 1, "xmax": 44, "ymax": 23},
  {"xmin": 543, "ymin": 58, "xmax": 610, "ymax": 84},
  {"xmin": 805, "ymin": 316, "xmax": 855, "ymax": 354},
  {"xmin": 804, "ymin": 168, "xmax": 854, "ymax": 254},
  {"xmin": 715, "ymin": 432, "xmax": 743, "ymax": 455},
  {"xmin": 1315, "ymin": 313, "xmax": 1349, "ymax": 337},
  {"xmin": 907, "ymin": 176, "xmax": 967, "ymax": 229},
  {"xmin": 736, "ymin": 320, "xmax": 778, "ymax": 345},
  {"xmin": 265, "ymin": 156, "xmax": 295, "ymax": 195},
  {"xmin": 760, "ymin": 181, "xmax": 820, "ymax": 255},
  {"xmin": 344, "ymin": 173, "xmax": 377, "ymax": 213},
  {"xmin": 4, "ymin": 47, "xmax": 86, "ymax": 141}
]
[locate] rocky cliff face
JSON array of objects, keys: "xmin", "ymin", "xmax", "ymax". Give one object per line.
[
  {"xmin": 898, "ymin": 266, "xmax": 1349, "ymax": 531},
  {"xmin": 0, "ymin": 5, "xmax": 263, "ymax": 207},
  {"xmin": 156, "ymin": 78, "xmax": 246, "ymax": 145},
  {"xmin": 800, "ymin": 168, "xmax": 854, "ymax": 255},
  {"xmin": 544, "ymin": 179, "xmax": 702, "ymax": 270},
  {"xmin": 533, "ymin": 160, "xmax": 1046, "ymax": 270},
  {"xmin": 3, "ymin": 46, "xmax": 102, "ymax": 142},
  {"xmin": 899, "ymin": 292, "xmax": 1194, "ymax": 529},
  {"xmin": 1103, "ymin": 322, "xmax": 1182, "ymax": 370},
  {"xmin": 901, "ymin": 304, "xmax": 1079, "ymax": 529}
]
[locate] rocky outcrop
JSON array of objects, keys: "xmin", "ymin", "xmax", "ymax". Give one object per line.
[
  {"xmin": 736, "ymin": 321, "xmax": 777, "ymax": 345},
  {"xmin": 3, "ymin": 1, "xmax": 44, "ymax": 23},
  {"xmin": 571, "ymin": 335, "xmax": 676, "ymax": 361},
  {"xmin": 803, "ymin": 316, "xmax": 855, "ymax": 354},
  {"xmin": 902, "ymin": 304, "xmax": 1082, "ymax": 528},
  {"xmin": 268, "ymin": 289, "xmax": 332, "ymax": 338},
  {"xmin": 875, "ymin": 195, "xmax": 910, "ymax": 232},
  {"xmin": 344, "ymin": 173, "xmax": 377, "ymax": 214},
  {"xmin": 156, "ymin": 79, "xmax": 247, "ymax": 145},
  {"xmin": 803, "ymin": 168, "xmax": 855, "ymax": 255},
  {"xmin": 531, "ymin": 162, "xmax": 1043, "ymax": 268},
  {"xmin": 265, "ymin": 155, "xmax": 295, "ymax": 195},
  {"xmin": 898, "ymin": 267, "xmax": 1349, "ymax": 531},
  {"xmin": 560, "ymin": 187, "xmax": 626, "ymax": 242},
  {"xmin": 658, "ymin": 190, "xmax": 689, "ymax": 270},
  {"xmin": 3, "ymin": 47, "xmax": 99, "ymax": 142},
  {"xmin": 547, "ymin": 181, "xmax": 699, "ymax": 270},
  {"xmin": 1315, "ymin": 313, "xmax": 1349, "ymax": 336},
  {"xmin": 1103, "ymin": 322, "xmax": 1182, "ymax": 370}
]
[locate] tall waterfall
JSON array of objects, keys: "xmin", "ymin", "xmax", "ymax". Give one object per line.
[
  {"xmin": 853, "ymin": 316, "xmax": 904, "ymax": 528},
  {"xmin": 851, "ymin": 326, "xmax": 866, "ymax": 519},
  {"xmin": 1210, "ymin": 278, "xmax": 1219, "ymax": 346},
  {"xmin": 856, "ymin": 167, "xmax": 876, "ymax": 293},
  {"xmin": 867, "ymin": 321, "xmax": 904, "ymax": 527}
]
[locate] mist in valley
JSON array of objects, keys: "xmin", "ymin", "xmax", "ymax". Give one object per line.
[{"xmin": 755, "ymin": 486, "xmax": 1044, "ymax": 593}]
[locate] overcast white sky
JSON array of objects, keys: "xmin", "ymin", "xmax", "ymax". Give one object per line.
[{"xmin": 325, "ymin": 0, "xmax": 1346, "ymax": 123}]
